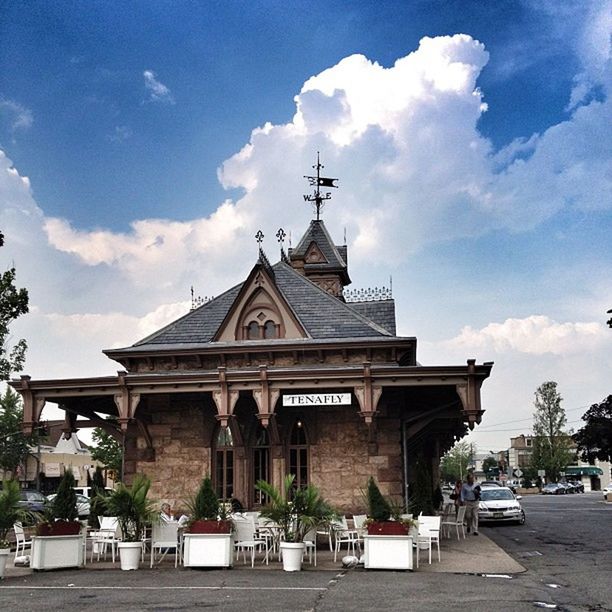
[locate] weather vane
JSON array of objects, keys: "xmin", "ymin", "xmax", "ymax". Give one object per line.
[{"xmin": 303, "ymin": 152, "xmax": 338, "ymax": 220}]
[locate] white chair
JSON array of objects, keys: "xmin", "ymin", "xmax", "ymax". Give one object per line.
[
  {"xmin": 233, "ymin": 515, "xmax": 267, "ymax": 567},
  {"xmin": 150, "ymin": 521, "xmax": 179, "ymax": 567},
  {"xmin": 90, "ymin": 516, "xmax": 120, "ymax": 563},
  {"xmin": 333, "ymin": 517, "xmax": 360, "ymax": 562},
  {"xmin": 442, "ymin": 505, "xmax": 466, "ymax": 540},
  {"xmin": 303, "ymin": 527, "xmax": 317, "ymax": 566},
  {"xmin": 13, "ymin": 522, "xmax": 32, "ymax": 556},
  {"xmin": 416, "ymin": 515, "xmax": 441, "ymax": 568}
]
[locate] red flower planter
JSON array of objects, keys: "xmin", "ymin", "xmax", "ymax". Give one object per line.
[
  {"xmin": 366, "ymin": 521, "xmax": 409, "ymax": 536},
  {"xmin": 187, "ymin": 520, "xmax": 232, "ymax": 534}
]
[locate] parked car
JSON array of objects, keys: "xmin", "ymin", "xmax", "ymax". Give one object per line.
[
  {"xmin": 73, "ymin": 486, "xmax": 113, "ymax": 499},
  {"xmin": 18, "ymin": 489, "xmax": 46, "ymax": 513},
  {"xmin": 558, "ymin": 482, "xmax": 575, "ymax": 494},
  {"xmin": 602, "ymin": 484, "xmax": 612, "ymax": 497},
  {"xmin": 481, "ymin": 480, "xmax": 516, "ymax": 493},
  {"xmin": 569, "ymin": 481, "xmax": 584, "ymax": 493},
  {"xmin": 46, "ymin": 493, "xmax": 90, "ymax": 518},
  {"xmin": 541, "ymin": 483, "xmax": 566, "ymax": 495},
  {"xmin": 478, "ymin": 486, "xmax": 525, "ymax": 525}
]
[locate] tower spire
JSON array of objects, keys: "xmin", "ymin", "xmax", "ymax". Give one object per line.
[{"xmin": 303, "ymin": 152, "xmax": 338, "ymax": 220}]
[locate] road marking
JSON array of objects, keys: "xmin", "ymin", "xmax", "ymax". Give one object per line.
[
  {"xmin": 482, "ymin": 574, "xmax": 512, "ymax": 579},
  {"xmin": 0, "ymin": 585, "xmax": 328, "ymax": 591}
]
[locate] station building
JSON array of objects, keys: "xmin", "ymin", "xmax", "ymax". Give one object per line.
[{"xmin": 12, "ymin": 186, "xmax": 492, "ymax": 512}]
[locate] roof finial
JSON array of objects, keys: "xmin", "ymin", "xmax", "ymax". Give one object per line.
[
  {"xmin": 303, "ymin": 151, "xmax": 338, "ymax": 220},
  {"xmin": 276, "ymin": 228, "xmax": 288, "ymax": 262}
]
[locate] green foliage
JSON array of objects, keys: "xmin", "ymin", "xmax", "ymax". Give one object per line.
[
  {"xmin": 0, "ymin": 231, "xmax": 29, "ymax": 381},
  {"xmin": 0, "ymin": 387, "xmax": 38, "ymax": 474},
  {"xmin": 49, "ymin": 468, "xmax": 78, "ymax": 522},
  {"xmin": 187, "ymin": 476, "xmax": 219, "ymax": 521},
  {"xmin": 104, "ymin": 474, "xmax": 155, "ymax": 542},
  {"xmin": 0, "ymin": 479, "xmax": 29, "ymax": 547},
  {"xmin": 91, "ymin": 421, "xmax": 122, "ymax": 479},
  {"xmin": 530, "ymin": 381, "xmax": 575, "ymax": 482},
  {"xmin": 365, "ymin": 476, "xmax": 392, "ymax": 521},
  {"xmin": 482, "ymin": 456, "xmax": 498, "ymax": 475},
  {"xmin": 439, "ymin": 441, "xmax": 473, "ymax": 483},
  {"xmin": 409, "ymin": 457, "xmax": 434, "ymax": 516},
  {"xmin": 89, "ymin": 466, "xmax": 108, "ymax": 527},
  {"xmin": 256, "ymin": 474, "xmax": 337, "ymax": 543},
  {"xmin": 574, "ymin": 395, "xmax": 612, "ymax": 463}
]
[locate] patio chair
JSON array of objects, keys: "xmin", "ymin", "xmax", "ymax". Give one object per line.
[
  {"xmin": 415, "ymin": 515, "xmax": 441, "ymax": 568},
  {"xmin": 13, "ymin": 522, "xmax": 32, "ymax": 557},
  {"xmin": 150, "ymin": 520, "xmax": 179, "ymax": 567},
  {"xmin": 303, "ymin": 527, "xmax": 317, "ymax": 566},
  {"xmin": 442, "ymin": 505, "xmax": 466, "ymax": 540},
  {"xmin": 333, "ymin": 516, "xmax": 360, "ymax": 562},
  {"xmin": 90, "ymin": 516, "xmax": 120, "ymax": 563},
  {"xmin": 234, "ymin": 515, "xmax": 267, "ymax": 567}
]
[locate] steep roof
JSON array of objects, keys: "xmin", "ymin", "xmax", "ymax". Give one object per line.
[
  {"xmin": 119, "ymin": 260, "xmax": 392, "ymax": 352},
  {"xmin": 289, "ymin": 219, "xmax": 350, "ymax": 284}
]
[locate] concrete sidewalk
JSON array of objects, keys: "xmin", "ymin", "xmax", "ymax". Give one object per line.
[{"xmin": 1, "ymin": 531, "xmax": 524, "ymax": 581}]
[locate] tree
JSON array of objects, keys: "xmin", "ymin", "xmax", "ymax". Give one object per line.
[
  {"xmin": 0, "ymin": 231, "xmax": 29, "ymax": 381},
  {"xmin": 574, "ymin": 395, "xmax": 612, "ymax": 463},
  {"xmin": 482, "ymin": 456, "xmax": 498, "ymax": 476},
  {"xmin": 0, "ymin": 387, "xmax": 38, "ymax": 475},
  {"xmin": 90, "ymin": 420, "xmax": 123, "ymax": 480},
  {"xmin": 440, "ymin": 441, "xmax": 473, "ymax": 482},
  {"xmin": 530, "ymin": 381, "xmax": 574, "ymax": 482}
]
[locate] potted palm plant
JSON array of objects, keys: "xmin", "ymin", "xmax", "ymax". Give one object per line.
[
  {"xmin": 256, "ymin": 474, "xmax": 337, "ymax": 572},
  {"xmin": 0, "ymin": 479, "xmax": 30, "ymax": 579},
  {"xmin": 182, "ymin": 476, "xmax": 234, "ymax": 568},
  {"xmin": 104, "ymin": 474, "xmax": 155, "ymax": 570},
  {"xmin": 363, "ymin": 477, "xmax": 415, "ymax": 570},
  {"xmin": 31, "ymin": 468, "xmax": 84, "ymax": 570}
]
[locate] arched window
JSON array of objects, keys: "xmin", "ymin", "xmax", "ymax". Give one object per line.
[
  {"xmin": 264, "ymin": 320, "xmax": 278, "ymax": 339},
  {"xmin": 214, "ymin": 426, "xmax": 234, "ymax": 500},
  {"xmin": 247, "ymin": 321, "xmax": 260, "ymax": 340},
  {"xmin": 288, "ymin": 419, "xmax": 308, "ymax": 488},
  {"xmin": 253, "ymin": 425, "xmax": 270, "ymax": 505}
]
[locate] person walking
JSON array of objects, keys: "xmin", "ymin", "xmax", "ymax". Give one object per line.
[
  {"xmin": 450, "ymin": 480, "xmax": 463, "ymax": 515},
  {"xmin": 460, "ymin": 473, "xmax": 481, "ymax": 535}
]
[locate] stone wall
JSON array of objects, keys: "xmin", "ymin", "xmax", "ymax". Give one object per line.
[{"xmin": 126, "ymin": 394, "xmax": 404, "ymax": 514}]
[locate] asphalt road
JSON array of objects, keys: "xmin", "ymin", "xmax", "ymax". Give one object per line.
[{"xmin": 1, "ymin": 492, "xmax": 610, "ymax": 611}]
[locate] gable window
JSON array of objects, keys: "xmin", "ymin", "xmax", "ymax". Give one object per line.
[
  {"xmin": 264, "ymin": 320, "xmax": 278, "ymax": 339},
  {"xmin": 214, "ymin": 426, "xmax": 234, "ymax": 500},
  {"xmin": 247, "ymin": 321, "xmax": 260, "ymax": 340},
  {"xmin": 288, "ymin": 419, "xmax": 308, "ymax": 488}
]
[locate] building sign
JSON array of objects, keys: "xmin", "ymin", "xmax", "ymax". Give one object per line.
[
  {"xmin": 44, "ymin": 463, "xmax": 61, "ymax": 477},
  {"xmin": 283, "ymin": 393, "xmax": 352, "ymax": 407}
]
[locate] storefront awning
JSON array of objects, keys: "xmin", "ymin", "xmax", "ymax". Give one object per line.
[{"xmin": 564, "ymin": 466, "xmax": 603, "ymax": 476}]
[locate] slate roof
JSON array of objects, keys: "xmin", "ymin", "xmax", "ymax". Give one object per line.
[
  {"xmin": 122, "ymin": 260, "xmax": 393, "ymax": 351},
  {"xmin": 289, "ymin": 220, "xmax": 350, "ymax": 281},
  {"xmin": 347, "ymin": 300, "xmax": 396, "ymax": 335}
]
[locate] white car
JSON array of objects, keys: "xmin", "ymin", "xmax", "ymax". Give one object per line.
[
  {"xmin": 602, "ymin": 484, "xmax": 612, "ymax": 498},
  {"xmin": 478, "ymin": 486, "xmax": 525, "ymax": 525},
  {"xmin": 46, "ymin": 493, "xmax": 90, "ymax": 518}
]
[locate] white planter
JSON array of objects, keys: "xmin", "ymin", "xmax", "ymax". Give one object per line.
[
  {"xmin": 31, "ymin": 535, "xmax": 84, "ymax": 570},
  {"xmin": 0, "ymin": 548, "xmax": 10, "ymax": 579},
  {"xmin": 118, "ymin": 541, "xmax": 143, "ymax": 570},
  {"xmin": 280, "ymin": 542, "xmax": 305, "ymax": 572},
  {"xmin": 363, "ymin": 535, "xmax": 413, "ymax": 570},
  {"xmin": 183, "ymin": 533, "xmax": 233, "ymax": 567}
]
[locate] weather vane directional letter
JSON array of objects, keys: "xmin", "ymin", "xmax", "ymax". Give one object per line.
[{"xmin": 303, "ymin": 152, "xmax": 338, "ymax": 220}]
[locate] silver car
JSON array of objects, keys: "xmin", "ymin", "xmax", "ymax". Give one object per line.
[
  {"xmin": 46, "ymin": 493, "xmax": 90, "ymax": 518},
  {"xmin": 478, "ymin": 486, "xmax": 525, "ymax": 525}
]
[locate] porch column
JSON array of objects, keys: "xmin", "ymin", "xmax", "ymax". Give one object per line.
[{"xmin": 211, "ymin": 366, "xmax": 239, "ymax": 428}]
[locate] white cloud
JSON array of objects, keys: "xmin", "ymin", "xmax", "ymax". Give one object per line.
[
  {"xmin": 443, "ymin": 315, "xmax": 607, "ymax": 356},
  {"xmin": 107, "ymin": 125, "xmax": 133, "ymax": 142},
  {"xmin": 143, "ymin": 70, "xmax": 175, "ymax": 105},
  {"xmin": 0, "ymin": 98, "xmax": 33, "ymax": 132}
]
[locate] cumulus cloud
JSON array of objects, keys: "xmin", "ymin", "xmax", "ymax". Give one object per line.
[
  {"xmin": 107, "ymin": 125, "xmax": 133, "ymax": 142},
  {"xmin": 0, "ymin": 98, "xmax": 33, "ymax": 132},
  {"xmin": 443, "ymin": 315, "xmax": 607, "ymax": 356},
  {"xmin": 143, "ymin": 69, "xmax": 175, "ymax": 105}
]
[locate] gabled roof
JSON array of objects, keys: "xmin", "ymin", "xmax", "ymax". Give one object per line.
[
  {"xmin": 289, "ymin": 219, "xmax": 350, "ymax": 283},
  {"xmin": 113, "ymin": 259, "xmax": 392, "ymax": 353}
]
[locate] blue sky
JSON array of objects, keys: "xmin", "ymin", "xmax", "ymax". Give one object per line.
[{"xmin": 1, "ymin": 0, "xmax": 610, "ymax": 452}]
